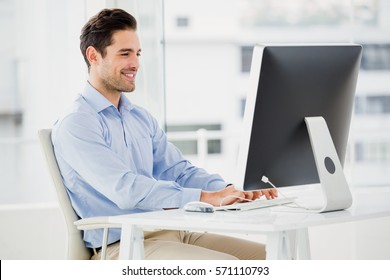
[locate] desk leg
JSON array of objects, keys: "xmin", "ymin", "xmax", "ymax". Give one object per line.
[
  {"xmin": 118, "ymin": 224, "xmax": 145, "ymax": 260},
  {"xmin": 266, "ymin": 231, "xmax": 293, "ymax": 259},
  {"xmin": 266, "ymin": 228, "xmax": 311, "ymax": 260},
  {"xmin": 295, "ymin": 228, "xmax": 311, "ymax": 260}
]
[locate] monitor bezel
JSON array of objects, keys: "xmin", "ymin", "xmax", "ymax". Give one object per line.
[{"xmin": 236, "ymin": 43, "xmax": 362, "ymax": 193}]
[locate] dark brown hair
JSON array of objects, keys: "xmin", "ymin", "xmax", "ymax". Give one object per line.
[{"xmin": 80, "ymin": 8, "xmax": 137, "ymax": 69}]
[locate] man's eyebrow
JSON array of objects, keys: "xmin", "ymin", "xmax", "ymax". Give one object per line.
[{"xmin": 118, "ymin": 48, "xmax": 142, "ymax": 53}]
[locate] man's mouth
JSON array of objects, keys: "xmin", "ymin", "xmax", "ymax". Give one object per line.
[{"xmin": 123, "ymin": 72, "xmax": 136, "ymax": 81}]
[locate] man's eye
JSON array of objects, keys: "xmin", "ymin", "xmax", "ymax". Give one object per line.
[
  {"xmin": 121, "ymin": 53, "xmax": 129, "ymax": 56},
  {"xmin": 137, "ymin": 53, "xmax": 141, "ymax": 57}
]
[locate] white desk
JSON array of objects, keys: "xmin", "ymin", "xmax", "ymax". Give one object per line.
[{"xmin": 107, "ymin": 187, "xmax": 390, "ymax": 260}]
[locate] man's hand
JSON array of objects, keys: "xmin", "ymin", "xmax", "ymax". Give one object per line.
[
  {"xmin": 200, "ymin": 185, "xmax": 245, "ymax": 206},
  {"xmin": 258, "ymin": 188, "xmax": 278, "ymax": 200},
  {"xmin": 243, "ymin": 188, "xmax": 278, "ymax": 201},
  {"xmin": 200, "ymin": 185, "xmax": 278, "ymax": 207}
]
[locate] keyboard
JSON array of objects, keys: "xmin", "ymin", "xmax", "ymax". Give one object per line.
[{"xmin": 214, "ymin": 197, "xmax": 296, "ymax": 211}]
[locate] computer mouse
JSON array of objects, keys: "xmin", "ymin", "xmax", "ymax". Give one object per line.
[{"xmin": 183, "ymin": 201, "xmax": 215, "ymax": 213}]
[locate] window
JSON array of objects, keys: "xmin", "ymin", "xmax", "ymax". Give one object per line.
[
  {"xmin": 176, "ymin": 16, "xmax": 189, "ymax": 27},
  {"xmin": 355, "ymin": 141, "xmax": 390, "ymax": 162},
  {"xmin": 167, "ymin": 124, "xmax": 222, "ymax": 155},
  {"xmin": 241, "ymin": 46, "xmax": 253, "ymax": 73},
  {"xmin": 361, "ymin": 44, "xmax": 390, "ymax": 70},
  {"xmin": 355, "ymin": 95, "xmax": 390, "ymax": 115},
  {"xmin": 240, "ymin": 97, "xmax": 246, "ymax": 118},
  {"xmin": 164, "ymin": 0, "xmax": 390, "ymax": 188}
]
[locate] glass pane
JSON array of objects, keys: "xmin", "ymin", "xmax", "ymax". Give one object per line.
[
  {"xmin": 164, "ymin": 0, "xmax": 390, "ymax": 187},
  {"xmin": 0, "ymin": 0, "xmax": 165, "ymax": 204}
]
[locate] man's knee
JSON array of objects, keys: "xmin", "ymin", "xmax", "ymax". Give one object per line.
[{"xmin": 144, "ymin": 240, "xmax": 238, "ymax": 260}]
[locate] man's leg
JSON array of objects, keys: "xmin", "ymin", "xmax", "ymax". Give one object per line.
[
  {"xmin": 182, "ymin": 231, "xmax": 266, "ymax": 260},
  {"xmin": 91, "ymin": 230, "xmax": 239, "ymax": 260}
]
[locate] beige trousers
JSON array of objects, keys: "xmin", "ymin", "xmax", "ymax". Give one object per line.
[{"xmin": 91, "ymin": 230, "xmax": 266, "ymax": 260}]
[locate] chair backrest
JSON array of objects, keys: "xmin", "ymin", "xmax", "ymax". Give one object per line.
[{"xmin": 38, "ymin": 129, "xmax": 91, "ymax": 260}]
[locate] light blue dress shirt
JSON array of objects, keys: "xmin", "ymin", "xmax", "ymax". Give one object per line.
[{"xmin": 51, "ymin": 82, "xmax": 227, "ymax": 248}]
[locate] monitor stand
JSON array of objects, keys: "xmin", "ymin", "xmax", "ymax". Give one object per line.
[{"xmin": 304, "ymin": 116, "xmax": 353, "ymax": 212}]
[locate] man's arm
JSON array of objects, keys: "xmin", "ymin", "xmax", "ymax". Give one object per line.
[{"xmin": 52, "ymin": 112, "xmax": 202, "ymax": 211}]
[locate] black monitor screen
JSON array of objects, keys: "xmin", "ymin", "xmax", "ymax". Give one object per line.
[{"xmin": 237, "ymin": 44, "xmax": 362, "ymax": 191}]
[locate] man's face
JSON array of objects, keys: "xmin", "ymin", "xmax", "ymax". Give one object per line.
[{"xmin": 96, "ymin": 29, "xmax": 141, "ymax": 94}]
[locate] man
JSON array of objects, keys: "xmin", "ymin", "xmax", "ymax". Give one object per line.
[{"xmin": 52, "ymin": 8, "xmax": 277, "ymax": 260}]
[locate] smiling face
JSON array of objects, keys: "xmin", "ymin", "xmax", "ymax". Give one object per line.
[{"xmin": 87, "ymin": 29, "xmax": 141, "ymax": 99}]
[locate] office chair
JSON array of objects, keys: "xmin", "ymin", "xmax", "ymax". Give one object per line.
[{"xmin": 38, "ymin": 129, "xmax": 119, "ymax": 260}]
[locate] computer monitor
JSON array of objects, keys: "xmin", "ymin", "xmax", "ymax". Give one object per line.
[{"xmin": 236, "ymin": 44, "xmax": 362, "ymax": 212}]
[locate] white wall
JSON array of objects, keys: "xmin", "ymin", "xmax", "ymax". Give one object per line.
[{"xmin": 0, "ymin": 204, "xmax": 67, "ymax": 260}]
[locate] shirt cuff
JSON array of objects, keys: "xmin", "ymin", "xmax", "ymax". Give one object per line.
[{"xmin": 180, "ymin": 188, "xmax": 202, "ymax": 207}]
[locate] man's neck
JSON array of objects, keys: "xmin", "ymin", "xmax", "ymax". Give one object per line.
[{"xmin": 87, "ymin": 80, "xmax": 121, "ymax": 108}]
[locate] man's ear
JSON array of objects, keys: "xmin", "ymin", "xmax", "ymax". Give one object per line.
[{"xmin": 85, "ymin": 46, "xmax": 100, "ymax": 66}]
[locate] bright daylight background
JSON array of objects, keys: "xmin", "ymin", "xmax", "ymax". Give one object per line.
[{"xmin": 0, "ymin": 0, "xmax": 390, "ymax": 259}]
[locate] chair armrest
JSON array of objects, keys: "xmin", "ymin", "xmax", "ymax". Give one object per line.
[
  {"xmin": 74, "ymin": 216, "xmax": 121, "ymax": 260},
  {"xmin": 74, "ymin": 216, "xmax": 121, "ymax": 230}
]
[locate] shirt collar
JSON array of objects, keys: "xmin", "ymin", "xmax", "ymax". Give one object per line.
[
  {"xmin": 118, "ymin": 92, "xmax": 134, "ymax": 112},
  {"xmin": 81, "ymin": 82, "xmax": 134, "ymax": 113}
]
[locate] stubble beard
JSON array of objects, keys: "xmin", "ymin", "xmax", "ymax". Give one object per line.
[
  {"xmin": 100, "ymin": 62, "xmax": 136, "ymax": 94},
  {"xmin": 102, "ymin": 76, "xmax": 135, "ymax": 94}
]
